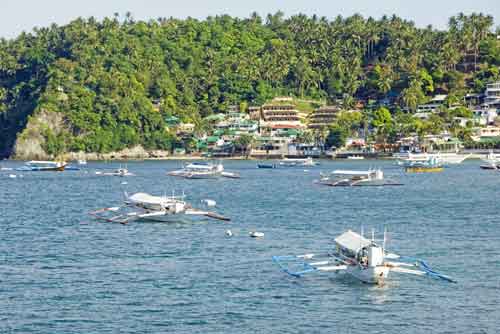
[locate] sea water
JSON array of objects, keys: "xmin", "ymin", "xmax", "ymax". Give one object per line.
[{"xmin": 0, "ymin": 160, "xmax": 498, "ymax": 333}]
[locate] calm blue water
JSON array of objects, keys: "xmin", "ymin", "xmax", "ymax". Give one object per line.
[{"xmin": 0, "ymin": 159, "xmax": 499, "ymax": 333}]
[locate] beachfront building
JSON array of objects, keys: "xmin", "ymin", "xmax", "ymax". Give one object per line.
[
  {"xmin": 308, "ymin": 106, "xmax": 340, "ymax": 129},
  {"xmin": 251, "ymin": 136, "xmax": 292, "ymax": 157}
]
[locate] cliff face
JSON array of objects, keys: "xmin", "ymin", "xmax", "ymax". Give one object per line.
[{"xmin": 13, "ymin": 110, "xmax": 64, "ymax": 160}]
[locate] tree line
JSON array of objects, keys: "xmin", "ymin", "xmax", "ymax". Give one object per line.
[{"xmin": 0, "ymin": 12, "xmax": 498, "ymax": 157}]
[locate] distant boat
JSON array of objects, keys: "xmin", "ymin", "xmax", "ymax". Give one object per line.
[
  {"xmin": 396, "ymin": 152, "xmax": 470, "ymax": 165},
  {"xmin": 257, "ymin": 163, "xmax": 277, "ymax": 169},
  {"xmin": 89, "ymin": 192, "xmax": 230, "ymax": 224},
  {"xmin": 168, "ymin": 162, "xmax": 239, "ymax": 179},
  {"xmin": 77, "ymin": 159, "xmax": 87, "ymax": 165},
  {"xmin": 317, "ymin": 168, "xmax": 395, "ymax": 187},
  {"xmin": 16, "ymin": 161, "xmax": 66, "ymax": 172},
  {"xmin": 96, "ymin": 167, "xmax": 134, "ymax": 177},
  {"xmin": 279, "ymin": 157, "xmax": 318, "ymax": 167},
  {"xmin": 347, "ymin": 155, "xmax": 364, "ymax": 160},
  {"xmin": 401, "ymin": 157, "xmax": 444, "ymax": 173}
]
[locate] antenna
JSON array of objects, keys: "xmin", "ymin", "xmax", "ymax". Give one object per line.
[
  {"xmin": 382, "ymin": 226, "xmax": 387, "ymax": 250},
  {"xmin": 371, "ymin": 228, "xmax": 375, "ymax": 242}
]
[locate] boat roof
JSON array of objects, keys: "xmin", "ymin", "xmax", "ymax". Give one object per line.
[
  {"xmin": 27, "ymin": 160, "xmax": 62, "ymax": 165},
  {"xmin": 334, "ymin": 230, "xmax": 372, "ymax": 253},
  {"xmin": 128, "ymin": 192, "xmax": 182, "ymax": 205},
  {"xmin": 332, "ymin": 170, "xmax": 374, "ymax": 176}
]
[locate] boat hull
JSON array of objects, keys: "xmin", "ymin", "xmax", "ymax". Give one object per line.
[
  {"xmin": 346, "ymin": 265, "xmax": 390, "ymax": 284},
  {"xmin": 405, "ymin": 166, "xmax": 443, "ymax": 173}
]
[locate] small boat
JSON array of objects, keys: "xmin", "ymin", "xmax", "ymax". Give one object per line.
[
  {"xmin": 257, "ymin": 163, "xmax": 277, "ymax": 169},
  {"xmin": 317, "ymin": 168, "xmax": 399, "ymax": 187},
  {"xmin": 397, "ymin": 152, "xmax": 470, "ymax": 166},
  {"xmin": 16, "ymin": 161, "xmax": 66, "ymax": 172},
  {"xmin": 273, "ymin": 229, "xmax": 455, "ymax": 285},
  {"xmin": 279, "ymin": 157, "xmax": 319, "ymax": 167},
  {"xmin": 96, "ymin": 167, "xmax": 134, "ymax": 177},
  {"xmin": 480, "ymin": 151, "xmax": 500, "ymax": 169},
  {"xmin": 347, "ymin": 155, "xmax": 364, "ymax": 160},
  {"xmin": 168, "ymin": 162, "xmax": 237, "ymax": 179},
  {"xmin": 77, "ymin": 159, "xmax": 87, "ymax": 165},
  {"xmin": 89, "ymin": 192, "xmax": 230, "ymax": 224},
  {"xmin": 400, "ymin": 157, "xmax": 444, "ymax": 173},
  {"xmin": 249, "ymin": 231, "xmax": 264, "ymax": 238}
]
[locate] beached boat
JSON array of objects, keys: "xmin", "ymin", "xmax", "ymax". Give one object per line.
[
  {"xmin": 279, "ymin": 157, "xmax": 319, "ymax": 167},
  {"xmin": 318, "ymin": 169, "xmax": 389, "ymax": 186},
  {"xmin": 89, "ymin": 192, "xmax": 230, "ymax": 224},
  {"xmin": 273, "ymin": 230, "xmax": 455, "ymax": 285},
  {"xmin": 16, "ymin": 161, "xmax": 67, "ymax": 172},
  {"xmin": 168, "ymin": 162, "xmax": 239, "ymax": 179}
]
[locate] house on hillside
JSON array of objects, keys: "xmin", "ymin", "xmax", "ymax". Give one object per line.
[{"xmin": 416, "ymin": 94, "xmax": 447, "ymax": 113}]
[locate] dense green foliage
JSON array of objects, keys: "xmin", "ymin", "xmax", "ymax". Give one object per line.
[{"xmin": 0, "ymin": 12, "xmax": 499, "ymax": 157}]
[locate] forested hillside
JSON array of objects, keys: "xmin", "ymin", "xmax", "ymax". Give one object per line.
[{"xmin": 0, "ymin": 12, "xmax": 499, "ymax": 158}]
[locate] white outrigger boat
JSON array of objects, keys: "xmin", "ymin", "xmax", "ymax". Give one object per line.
[
  {"xmin": 318, "ymin": 168, "xmax": 400, "ymax": 187},
  {"xmin": 396, "ymin": 152, "xmax": 470, "ymax": 166},
  {"xmin": 480, "ymin": 151, "xmax": 500, "ymax": 170},
  {"xmin": 96, "ymin": 167, "xmax": 134, "ymax": 177},
  {"xmin": 273, "ymin": 230, "xmax": 455, "ymax": 285},
  {"xmin": 279, "ymin": 157, "xmax": 319, "ymax": 167},
  {"xmin": 89, "ymin": 192, "xmax": 230, "ymax": 224},
  {"xmin": 16, "ymin": 160, "xmax": 67, "ymax": 172},
  {"xmin": 168, "ymin": 162, "xmax": 240, "ymax": 179}
]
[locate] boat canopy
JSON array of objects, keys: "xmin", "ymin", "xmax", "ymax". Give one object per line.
[
  {"xmin": 128, "ymin": 192, "xmax": 169, "ymax": 205},
  {"xmin": 334, "ymin": 230, "xmax": 372, "ymax": 253}
]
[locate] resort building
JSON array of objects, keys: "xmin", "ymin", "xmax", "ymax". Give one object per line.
[
  {"xmin": 261, "ymin": 103, "xmax": 303, "ymax": 128},
  {"xmin": 308, "ymin": 106, "xmax": 340, "ymax": 129}
]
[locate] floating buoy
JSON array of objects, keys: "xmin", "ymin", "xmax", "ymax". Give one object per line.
[
  {"xmin": 121, "ymin": 181, "xmax": 128, "ymax": 185},
  {"xmin": 303, "ymin": 169, "xmax": 309, "ymax": 172},
  {"xmin": 249, "ymin": 231, "xmax": 264, "ymax": 238},
  {"xmin": 225, "ymin": 229, "xmax": 233, "ymax": 237},
  {"xmin": 8, "ymin": 174, "xmax": 17, "ymax": 178},
  {"xmin": 202, "ymin": 199, "xmax": 217, "ymax": 207}
]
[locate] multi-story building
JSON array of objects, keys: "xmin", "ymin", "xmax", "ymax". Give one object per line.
[
  {"xmin": 308, "ymin": 106, "xmax": 340, "ymax": 129},
  {"xmin": 261, "ymin": 104, "xmax": 302, "ymax": 128},
  {"xmin": 484, "ymin": 82, "xmax": 500, "ymax": 110}
]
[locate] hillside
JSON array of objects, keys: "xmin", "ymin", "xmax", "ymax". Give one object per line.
[{"xmin": 0, "ymin": 12, "xmax": 499, "ymax": 159}]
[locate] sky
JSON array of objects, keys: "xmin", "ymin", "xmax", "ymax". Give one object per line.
[{"xmin": 1, "ymin": 0, "xmax": 499, "ymax": 39}]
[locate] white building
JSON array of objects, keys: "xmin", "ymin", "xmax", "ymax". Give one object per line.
[{"xmin": 484, "ymin": 82, "xmax": 500, "ymax": 111}]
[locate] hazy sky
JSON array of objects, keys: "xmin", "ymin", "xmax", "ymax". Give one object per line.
[{"xmin": 1, "ymin": 0, "xmax": 499, "ymax": 39}]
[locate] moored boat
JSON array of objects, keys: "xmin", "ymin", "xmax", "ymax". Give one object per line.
[
  {"xmin": 317, "ymin": 168, "xmax": 398, "ymax": 187},
  {"xmin": 89, "ymin": 191, "xmax": 230, "ymax": 224},
  {"xmin": 16, "ymin": 161, "xmax": 67, "ymax": 172},
  {"xmin": 273, "ymin": 229, "xmax": 455, "ymax": 285},
  {"xmin": 279, "ymin": 157, "xmax": 318, "ymax": 167}
]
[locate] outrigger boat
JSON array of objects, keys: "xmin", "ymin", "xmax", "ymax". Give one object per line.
[
  {"xmin": 96, "ymin": 167, "xmax": 134, "ymax": 177},
  {"xmin": 400, "ymin": 157, "xmax": 444, "ymax": 173},
  {"xmin": 317, "ymin": 168, "xmax": 401, "ymax": 187},
  {"xmin": 16, "ymin": 161, "xmax": 67, "ymax": 172},
  {"xmin": 480, "ymin": 151, "xmax": 500, "ymax": 170},
  {"xmin": 89, "ymin": 192, "xmax": 230, "ymax": 224},
  {"xmin": 396, "ymin": 152, "xmax": 470, "ymax": 166},
  {"xmin": 168, "ymin": 162, "xmax": 240, "ymax": 179},
  {"xmin": 273, "ymin": 230, "xmax": 455, "ymax": 285},
  {"xmin": 279, "ymin": 157, "xmax": 319, "ymax": 167}
]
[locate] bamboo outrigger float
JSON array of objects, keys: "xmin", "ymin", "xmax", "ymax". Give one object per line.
[{"xmin": 273, "ymin": 230, "xmax": 455, "ymax": 285}]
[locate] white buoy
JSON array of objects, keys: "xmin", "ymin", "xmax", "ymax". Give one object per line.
[
  {"xmin": 121, "ymin": 181, "xmax": 128, "ymax": 185},
  {"xmin": 303, "ymin": 169, "xmax": 309, "ymax": 172},
  {"xmin": 202, "ymin": 199, "xmax": 217, "ymax": 207},
  {"xmin": 225, "ymin": 229, "xmax": 233, "ymax": 237},
  {"xmin": 249, "ymin": 231, "xmax": 264, "ymax": 238},
  {"xmin": 8, "ymin": 174, "xmax": 17, "ymax": 178}
]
